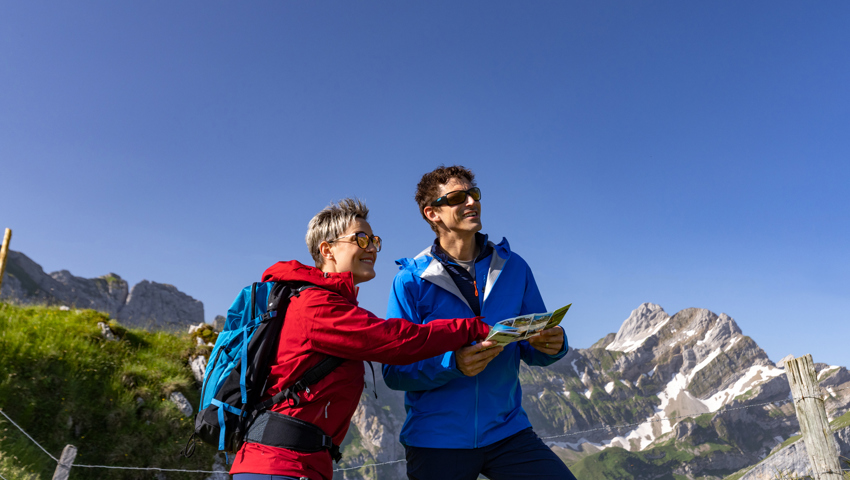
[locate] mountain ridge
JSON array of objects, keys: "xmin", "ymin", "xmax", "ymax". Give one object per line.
[{"xmin": 0, "ymin": 250, "xmax": 203, "ymax": 331}]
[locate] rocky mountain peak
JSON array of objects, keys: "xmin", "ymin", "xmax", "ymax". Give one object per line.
[{"xmin": 605, "ymin": 302, "xmax": 670, "ymax": 353}]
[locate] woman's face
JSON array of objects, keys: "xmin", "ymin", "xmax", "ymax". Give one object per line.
[{"xmin": 327, "ymin": 218, "xmax": 378, "ymax": 285}]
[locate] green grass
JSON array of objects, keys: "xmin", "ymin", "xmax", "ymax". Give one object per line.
[
  {"xmin": 830, "ymin": 410, "xmax": 850, "ymax": 431},
  {"xmin": 0, "ymin": 302, "xmax": 218, "ymax": 479},
  {"xmin": 569, "ymin": 446, "xmax": 682, "ymax": 480},
  {"xmin": 722, "ymin": 465, "xmax": 753, "ymax": 480},
  {"xmin": 570, "ymin": 436, "xmax": 742, "ymax": 480}
]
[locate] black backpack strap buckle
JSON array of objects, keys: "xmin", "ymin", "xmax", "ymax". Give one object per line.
[
  {"xmin": 328, "ymin": 442, "xmax": 342, "ymax": 463},
  {"xmin": 258, "ymin": 387, "xmax": 300, "ymax": 410}
]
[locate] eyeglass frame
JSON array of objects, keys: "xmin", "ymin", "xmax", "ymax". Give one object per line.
[
  {"xmin": 328, "ymin": 231, "xmax": 382, "ymax": 252},
  {"xmin": 429, "ymin": 187, "xmax": 482, "ymax": 207}
]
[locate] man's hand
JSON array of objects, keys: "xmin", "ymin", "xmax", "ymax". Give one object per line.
[
  {"xmin": 527, "ymin": 326, "xmax": 564, "ymax": 355},
  {"xmin": 456, "ymin": 341, "xmax": 503, "ymax": 377}
]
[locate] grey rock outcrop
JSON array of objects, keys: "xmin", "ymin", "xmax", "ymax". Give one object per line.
[
  {"xmin": 169, "ymin": 392, "xmax": 193, "ymax": 417},
  {"xmin": 740, "ymin": 426, "xmax": 850, "ymax": 480},
  {"xmin": 190, "ymin": 356, "xmax": 207, "ymax": 384},
  {"xmin": 335, "ymin": 365, "xmax": 406, "ymax": 480},
  {"xmin": 204, "ymin": 454, "xmax": 229, "ymax": 480},
  {"xmin": 118, "ymin": 280, "xmax": 203, "ymax": 330},
  {"xmin": 50, "ymin": 269, "xmax": 129, "ymax": 317},
  {"xmin": 213, "ymin": 315, "xmax": 226, "ymax": 331},
  {"xmin": 0, "ymin": 250, "xmax": 203, "ymax": 331},
  {"xmin": 98, "ymin": 321, "xmax": 117, "ymax": 341}
]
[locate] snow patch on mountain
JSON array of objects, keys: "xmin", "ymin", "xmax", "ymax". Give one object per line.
[
  {"xmin": 725, "ymin": 335, "xmax": 741, "ymax": 352},
  {"xmin": 602, "ymin": 359, "xmax": 785, "ymax": 451},
  {"xmin": 703, "ymin": 364, "xmax": 785, "ymax": 411}
]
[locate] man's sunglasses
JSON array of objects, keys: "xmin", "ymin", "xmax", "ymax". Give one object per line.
[
  {"xmin": 329, "ymin": 232, "xmax": 382, "ymax": 252},
  {"xmin": 430, "ymin": 187, "xmax": 482, "ymax": 207}
]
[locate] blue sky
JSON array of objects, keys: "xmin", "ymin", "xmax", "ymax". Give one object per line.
[{"xmin": 2, "ymin": 1, "xmax": 848, "ymax": 368}]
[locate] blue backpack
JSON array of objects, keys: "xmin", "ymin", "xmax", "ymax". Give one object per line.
[{"xmin": 182, "ymin": 281, "xmax": 345, "ymax": 460}]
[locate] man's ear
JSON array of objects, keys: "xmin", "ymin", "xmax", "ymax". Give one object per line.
[
  {"xmin": 423, "ymin": 206, "xmax": 442, "ymax": 226},
  {"xmin": 319, "ymin": 241, "xmax": 334, "ymax": 263}
]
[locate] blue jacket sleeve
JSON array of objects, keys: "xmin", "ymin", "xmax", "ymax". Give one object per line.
[
  {"xmin": 382, "ymin": 271, "xmax": 466, "ymax": 391},
  {"xmin": 517, "ymin": 264, "xmax": 569, "ymax": 367}
]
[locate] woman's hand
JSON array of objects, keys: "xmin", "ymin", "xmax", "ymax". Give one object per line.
[{"xmin": 456, "ymin": 341, "xmax": 503, "ymax": 376}]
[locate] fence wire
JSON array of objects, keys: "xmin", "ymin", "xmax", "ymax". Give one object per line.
[
  {"xmin": 0, "ymin": 408, "xmax": 58, "ymax": 462},
  {"xmin": 1, "ymin": 380, "xmax": 848, "ymax": 476}
]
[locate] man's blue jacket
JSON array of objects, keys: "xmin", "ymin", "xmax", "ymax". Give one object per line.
[{"xmin": 383, "ymin": 237, "xmax": 569, "ymax": 449}]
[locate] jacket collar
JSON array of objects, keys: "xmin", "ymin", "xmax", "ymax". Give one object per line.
[
  {"xmin": 396, "ymin": 235, "xmax": 512, "ymax": 308},
  {"xmin": 261, "ymin": 260, "xmax": 358, "ymax": 305}
]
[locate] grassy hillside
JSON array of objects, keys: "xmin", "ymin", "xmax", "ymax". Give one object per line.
[{"xmin": 0, "ymin": 302, "xmax": 219, "ymax": 479}]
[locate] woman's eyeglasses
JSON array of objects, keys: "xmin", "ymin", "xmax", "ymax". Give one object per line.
[
  {"xmin": 329, "ymin": 232, "xmax": 382, "ymax": 252},
  {"xmin": 430, "ymin": 187, "xmax": 482, "ymax": 207}
]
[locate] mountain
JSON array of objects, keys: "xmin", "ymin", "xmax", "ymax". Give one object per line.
[
  {"xmin": 0, "ymin": 250, "xmax": 203, "ymax": 331},
  {"xmin": 335, "ymin": 303, "xmax": 850, "ymax": 480}
]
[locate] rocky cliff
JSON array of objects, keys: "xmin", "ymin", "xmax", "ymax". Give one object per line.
[
  {"xmin": 738, "ymin": 422, "xmax": 850, "ymax": 480},
  {"xmin": 0, "ymin": 250, "xmax": 203, "ymax": 330},
  {"xmin": 335, "ymin": 303, "xmax": 850, "ymax": 480}
]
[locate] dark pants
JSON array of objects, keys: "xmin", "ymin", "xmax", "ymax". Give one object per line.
[{"xmin": 404, "ymin": 428, "xmax": 577, "ymax": 480}]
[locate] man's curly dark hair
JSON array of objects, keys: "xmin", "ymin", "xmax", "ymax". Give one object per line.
[{"xmin": 415, "ymin": 165, "xmax": 476, "ymax": 233}]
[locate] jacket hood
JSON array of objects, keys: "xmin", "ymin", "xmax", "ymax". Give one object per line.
[{"xmin": 262, "ymin": 260, "xmax": 358, "ymax": 304}]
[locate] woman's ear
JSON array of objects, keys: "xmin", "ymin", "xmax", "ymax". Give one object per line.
[{"xmin": 319, "ymin": 241, "xmax": 334, "ymax": 264}]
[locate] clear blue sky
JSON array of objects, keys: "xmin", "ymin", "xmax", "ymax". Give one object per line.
[{"xmin": 2, "ymin": 2, "xmax": 848, "ymax": 368}]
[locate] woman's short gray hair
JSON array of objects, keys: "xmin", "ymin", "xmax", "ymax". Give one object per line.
[{"xmin": 306, "ymin": 198, "xmax": 370, "ymax": 267}]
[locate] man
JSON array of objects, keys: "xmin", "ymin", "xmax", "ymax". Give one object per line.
[{"xmin": 383, "ymin": 166, "xmax": 577, "ymax": 480}]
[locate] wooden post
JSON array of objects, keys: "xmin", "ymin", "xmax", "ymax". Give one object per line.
[
  {"xmin": 0, "ymin": 228, "xmax": 11, "ymax": 293},
  {"xmin": 52, "ymin": 444, "xmax": 77, "ymax": 480},
  {"xmin": 784, "ymin": 354, "xmax": 842, "ymax": 480}
]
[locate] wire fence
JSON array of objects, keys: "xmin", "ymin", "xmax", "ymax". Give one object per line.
[{"xmin": 1, "ymin": 383, "xmax": 849, "ymax": 477}]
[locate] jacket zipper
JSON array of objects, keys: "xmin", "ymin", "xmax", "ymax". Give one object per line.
[{"xmin": 473, "ymin": 273, "xmax": 481, "ymax": 448}]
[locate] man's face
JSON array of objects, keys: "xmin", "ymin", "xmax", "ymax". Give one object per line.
[{"xmin": 430, "ymin": 177, "xmax": 482, "ymax": 236}]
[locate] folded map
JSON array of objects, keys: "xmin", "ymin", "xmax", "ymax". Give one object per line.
[{"xmin": 484, "ymin": 304, "xmax": 572, "ymax": 347}]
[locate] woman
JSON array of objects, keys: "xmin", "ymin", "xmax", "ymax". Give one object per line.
[{"xmin": 229, "ymin": 198, "xmax": 494, "ymax": 480}]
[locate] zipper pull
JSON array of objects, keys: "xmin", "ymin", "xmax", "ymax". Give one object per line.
[
  {"xmin": 325, "ymin": 401, "xmax": 330, "ymax": 419},
  {"xmin": 474, "ymin": 279, "xmax": 479, "ymax": 297}
]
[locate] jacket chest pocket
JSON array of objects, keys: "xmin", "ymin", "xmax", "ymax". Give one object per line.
[{"xmin": 416, "ymin": 285, "xmax": 472, "ymax": 323}]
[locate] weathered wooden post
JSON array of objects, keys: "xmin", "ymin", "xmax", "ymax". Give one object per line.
[
  {"xmin": 784, "ymin": 354, "xmax": 842, "ymax": 480},
  {"xmin": 0, "ymin": 228, "xmax": 11, "ymax": 292},
  {"xmin": 52, "ymin": 444, "xmax": 77, "ymax": 480}
]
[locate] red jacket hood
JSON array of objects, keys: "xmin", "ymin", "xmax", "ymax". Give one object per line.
[{"xmin": 261, "ymin": 260, "xmax": 359, "ymax": 305}]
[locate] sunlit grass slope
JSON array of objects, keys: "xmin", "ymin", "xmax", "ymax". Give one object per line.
[{"xmin": 0, "ymin": 302, "xmax": 217, "ymax": 479}]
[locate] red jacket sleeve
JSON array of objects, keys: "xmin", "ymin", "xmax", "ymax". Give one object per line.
[{"xmin": 297, "ymin": 289, "xmax": 489, "ymax": 365}]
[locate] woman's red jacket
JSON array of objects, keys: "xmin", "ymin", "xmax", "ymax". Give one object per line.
[{"xmin": 229, "ymin": 260, "xmax": 489, "ymax": 480}]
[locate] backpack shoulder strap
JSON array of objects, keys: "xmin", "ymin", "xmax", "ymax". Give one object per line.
[{"xmin": 255, "ymin": 281, "xmax": 345, "ymax": 410}]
